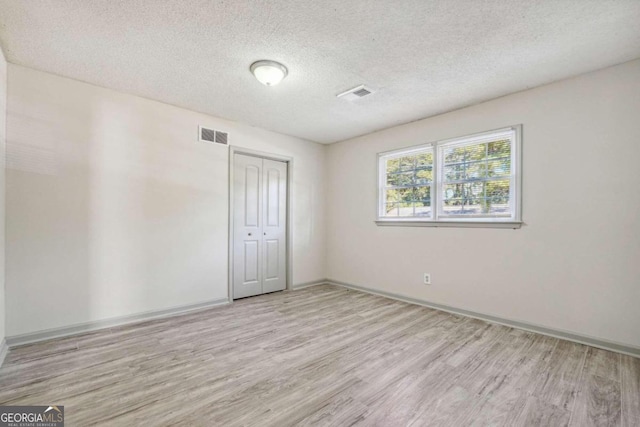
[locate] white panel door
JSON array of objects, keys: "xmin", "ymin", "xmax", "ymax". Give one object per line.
[
  {"xmin": 233, "ymin": 154, "xmax": 287, "ymax": 299},
  {"xmin": 233, "ymin": 154, "xmax": 263, "ymax": 299},
  {"xmin": 262, "ymin": 159, "xmax": 287, "ymax": 293}
]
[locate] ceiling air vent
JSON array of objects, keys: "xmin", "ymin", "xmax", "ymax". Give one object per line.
[
  {"xmin": 337, "ymin": 84, "xmax": 375, "ymax": 101},
  {"xmin": 199, "ymin": 126, "xmax": 228, "ymax": 145}
]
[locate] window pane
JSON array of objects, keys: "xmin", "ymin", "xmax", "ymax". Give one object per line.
[
  {"xmin": 444, "ymin": 145, "xmax": 465, "ymax": 164},
  {"xmin": 381, "ymin": 148, "xmax": 433, "ymax": 218},
  {"xmin": 441, "ymin": 180, "xmax": 510, "ymax": 216},
  {"xmin": 442, "ymin": 140, "xmax": 512, "ymax": 181},
  {"xmin": 385, "ymin": 189, "xmax": 399, "ymax": 203},
  {"xmin": 386, "ymin": 158, "xmax": 400, "ymax": 174},
  {"xmin": 386, "ymin": 171, "xmax": 413, "ymax": 187},
  {"xmin": 415, "ymin": 169, "xmax": 432, "ymax": 185},
  {"xmin": 486, "ymin": 197, "xmax": 511, "ymax": 215},
  {"xmin": 486, "ymin": 180, "xmax": 510, "ymax": 200},
  {"xmin": 397, "ymin": 201, "xmax": 414, "ymax": 217},
  {"xmin": 414, "ymin": 185, "xmax": 431, "ymax": 202},
  {"xmin": 466, "ymin": 159, "xmax": 485, "ymax": 179},
  {"xmin": 399, "ymin": 155, "xmax": 416, "ymax": 171},
  {"xmin": 416, "ymin": 152, "xmax": 433, "ymax": 168},
  {"xmin": 414, "ymin": 188, "xmax": 432, "ymax": 218},
  {"xmin": 400, "ymin": 187, "xmax": 416, "ymax": 200},
  {"xmin": 414, "ymin": 204, "xmax": 431, "ymax": 217},
  {"xmin": 386, "ymin": 187, "xmax": 414, "ymax": 202},
  {"xmin": 487, "ymin": 139, "xmax": 511, "ymax": 177},
  {"xmin": 487, "ymin": 157, "xmax": 510, "ymax": 177},
  {"xmin": 488, "ymin": 139, "xmax": 510, "ymax": 158},
  {"xmin": 444, "ymin": 163, "xmax": 465, "ymax": 181},
  {"xmin": 439, "ymin": 134, "xmax": 514, "ymax": 219},
  {"xmin": 466, "ymin": 143, "xmax": 485, "ymax": 160}
]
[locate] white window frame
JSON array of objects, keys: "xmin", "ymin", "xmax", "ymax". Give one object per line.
[{"xmin": 376, "ymin": 125, "xmax": 522, "ymax": 229}]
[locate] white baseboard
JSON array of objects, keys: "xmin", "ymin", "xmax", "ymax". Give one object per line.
[
  {"xmin": 292, "ymin": 279, "xmax": 329, "ymax": 290},
  {"xmin": 6, "ymin": 298, "xmax": 230, "ymax": 348},
  {"xmin": 324, "ymin": 278, "xmax": 640, "ymax": 359},
  {"xmin": 0, "ymin": 339, "xmax": 8, "ymax": 367}
]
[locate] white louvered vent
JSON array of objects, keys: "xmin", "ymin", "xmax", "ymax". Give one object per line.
[
  {"xmin": 199, "ymin": 126, "xmax": 229, "ymax": 145},
  {"xmin": 336, "ymin": 85, "xmax": 375, "ymax": 101}
]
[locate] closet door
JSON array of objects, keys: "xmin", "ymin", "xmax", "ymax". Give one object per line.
[
  {"xmin": 233, "ymin": 154, "xmax": 263, "ymax": 299},
  {"xmin": 233, "ymin": 154, "xmax": 288, "ymax": 299},
  {"xmin": 262, "ymin": 159, "xmax": 287, "ymax": 293}
]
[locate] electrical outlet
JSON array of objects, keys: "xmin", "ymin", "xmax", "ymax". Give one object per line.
[{"xmin": 423, "ymin": 273, "xmax": 431, "ymax": 285}]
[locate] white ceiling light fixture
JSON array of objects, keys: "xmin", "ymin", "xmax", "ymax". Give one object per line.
[{"xmin": 250, "ymin": 60, "xmax": 288, "ymax": 86}]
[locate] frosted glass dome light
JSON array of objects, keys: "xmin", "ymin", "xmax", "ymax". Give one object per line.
[{"xmin": 250, "ymin": 60, "xmax": 288, "ymax": 86}]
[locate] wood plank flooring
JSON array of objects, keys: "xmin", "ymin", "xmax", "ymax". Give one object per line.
[{"xmin": 0, "ymin": 284, "xmax": 637, "ymax": 426}]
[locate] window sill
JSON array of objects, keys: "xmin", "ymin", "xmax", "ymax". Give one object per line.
[{"xmin": 375, "ymin": 219, "xmax": 522, "ymax": 229}]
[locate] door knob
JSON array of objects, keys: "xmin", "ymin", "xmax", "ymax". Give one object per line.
[{"xmin": 248, "ymin": 233, "xmax": 252, "ymax": 236}]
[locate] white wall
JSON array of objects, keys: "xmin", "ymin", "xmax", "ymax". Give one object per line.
[
  {"xmin": 326, "ymin": 59, "xmax": 640, "ymax": 348},
  {"xmin": 6, "ymin": 65, "xmax": 326, "ymax": 337},
  {"xmin": 5, "ymin": 59, "xmax": 639, "ymax": 349},
  {"xmin": 0, "ymin": 47, "xmax": 6, "ymax": 344}
]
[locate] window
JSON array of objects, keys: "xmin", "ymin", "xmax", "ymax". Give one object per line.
[{"xmin": 377, "ymin": 126, "xmax": 521, "ymax": 227}]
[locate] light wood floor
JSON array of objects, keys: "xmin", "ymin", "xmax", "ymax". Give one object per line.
[{"xmin": 0, "ymin": 285, "xmax": 638, "ymax": 426}]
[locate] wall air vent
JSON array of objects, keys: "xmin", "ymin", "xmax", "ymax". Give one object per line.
[
  {"xmin": 336, "ymin": 84, "xmax": 375, "ymax": 101},
  {"xmin": 199, "ymin": 126, "xmax": 229, "ymax": 145}
]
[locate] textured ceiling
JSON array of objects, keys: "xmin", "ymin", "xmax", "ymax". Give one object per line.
[{"xmin": 0, "ymin": 1, "xmax": 639, "ymax": 144}]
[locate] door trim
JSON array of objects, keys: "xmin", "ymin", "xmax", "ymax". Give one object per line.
[{"xmin": 228, "ymin": 146, "xmax": 293, "ymax": 301}]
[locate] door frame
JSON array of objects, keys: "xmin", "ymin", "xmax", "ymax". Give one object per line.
[{"xmin": 228, "ymin": 146, "xmax": 293, "ymax": 301}]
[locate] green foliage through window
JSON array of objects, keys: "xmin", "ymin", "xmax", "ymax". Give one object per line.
[
  {"xmin": 441, "ymin": 139, "xmax": 511, "ymax": 216},
  {"xmin": 384, "ymin": 151, "xmax": 433, "ymax": 217}
]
